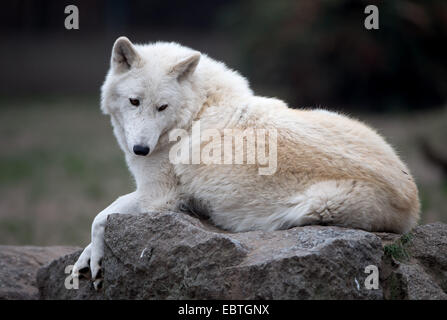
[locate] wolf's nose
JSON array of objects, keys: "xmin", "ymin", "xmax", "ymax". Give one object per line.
[{"xmin": 133, "ymin": 145, "xmax": 150, "ymax": 156}]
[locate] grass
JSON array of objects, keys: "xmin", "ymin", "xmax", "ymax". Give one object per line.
[
  {"xmin": 0, "ymin": 96, "xmax": 133, "ymax": 245},
  {"xmin": 384, "ymin": 233, "xmax": 413, "ymax": 262},
  {"xmin": 0, "ymin": 96, "xmax": 446, "ymax": 245}
]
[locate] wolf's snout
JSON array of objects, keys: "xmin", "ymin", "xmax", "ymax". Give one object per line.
[{"xmin": 133, "ymin": 145, "xmax": 150, "ymax": 156}]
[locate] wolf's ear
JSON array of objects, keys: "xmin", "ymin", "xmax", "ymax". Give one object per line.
[
  {"xmin": 170, "ymin": 52, "xmax": 201, "ymax": 81},
  {"xmin": 111, "ymin": 36, "xmax": 141, "ymax": 73}
]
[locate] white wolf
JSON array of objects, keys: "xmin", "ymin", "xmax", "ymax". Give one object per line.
[{"xmin": 72, "ymin": 37, "xmax": 420, "ymax": 285}]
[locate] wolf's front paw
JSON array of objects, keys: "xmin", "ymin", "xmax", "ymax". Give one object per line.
[
  {"xmin": 72, "ymin": 242, "xmax": 104, "ymax": 290},
  {"xmin": 72, "ymin": 243, "xmax": 91, "ymax": 278}
]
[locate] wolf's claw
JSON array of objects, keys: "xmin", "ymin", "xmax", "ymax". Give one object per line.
[{"xmin": 93, "ymin": 279, "xmax": 103, "ymax": 291}]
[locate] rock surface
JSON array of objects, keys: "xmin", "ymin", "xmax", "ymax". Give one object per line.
[
  {"xmin": 381, "ymin": 222, "xmax": 447, "ymax": 299},
  {"xmin": 34, "ymin": 212, "xmax": 447, "ymax": 300},
  {"xmin": 0, "ymin": 245, "xmax": 79, "ymax": 299}
]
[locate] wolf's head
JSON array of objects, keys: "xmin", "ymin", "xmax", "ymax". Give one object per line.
[{"xmin": 101, "ymin": 37, "xmax": 204, "ymax": 157}]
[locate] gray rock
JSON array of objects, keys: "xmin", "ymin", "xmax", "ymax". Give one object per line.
[
  {"xmin": 381, "ymin": 222, "xmax": 447, "ymax": 300},
  {"xmin": 36, "ymin": 249, "xmax": 104, "ymax": 300},
  {"xmin": 35, "ymin": 213, "xmax": 447, "ymax": 300},
  {"xmin": 0, "ymin": 245, "xmax": 79, "ymax": 299},
  {"xmin": 390, "ymin": 263, "xmax": 446, "ymax": 300},
  {"xmin": 37, "ymin": 212, "xmax": 384, "ymax": 299}
]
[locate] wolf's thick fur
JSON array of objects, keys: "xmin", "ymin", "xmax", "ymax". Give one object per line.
[{"xmin": 73, "ymin": 37, "xmax": 420, "ymax": 282}]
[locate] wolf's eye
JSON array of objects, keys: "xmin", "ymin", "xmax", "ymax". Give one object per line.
[
  {"xmin": 157, "ymin": 104, "xmax": 168, "ymax": 112},
  {"xmin": 129, "ymin": 98, "xmax": 140, "ymax": 106}
]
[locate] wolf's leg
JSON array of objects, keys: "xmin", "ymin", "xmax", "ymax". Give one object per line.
[
  {"xmin": 272, "ymin": 180, "xmax": 415, "ymax": 233},
  {"xmin": 72, "ymin": 242, "xmax": 91, "ymax": 275},
  {"xmin": 72, "ymin": 192, "xmax": 139, "ymax": 285}
]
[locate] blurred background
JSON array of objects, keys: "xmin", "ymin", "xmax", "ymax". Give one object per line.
[{"xmin": 0, "ymin": 0, "xmax": 446, "ymax": 245}]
